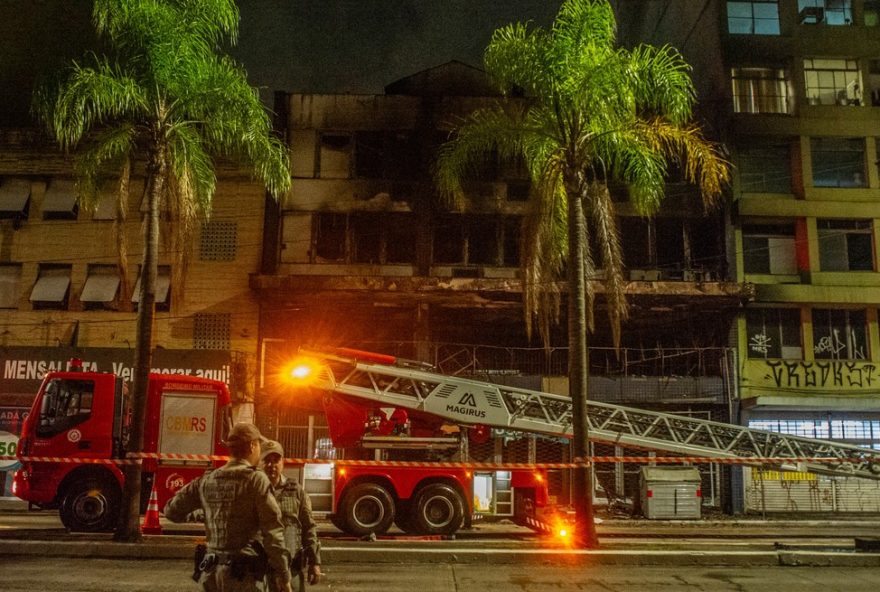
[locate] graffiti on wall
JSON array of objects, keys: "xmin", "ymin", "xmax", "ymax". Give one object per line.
[{"xmin": 762, "ymin": 360, "xmax": 877, "ymax": 389}]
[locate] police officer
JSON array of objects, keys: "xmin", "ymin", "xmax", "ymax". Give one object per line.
[
  {"xmin": 260, "ymin": 440, "xmax": 322, "ymax": 592},
  {"xmin": 164, "ymin": 423, "xmax": 293, "ymax": 592}
]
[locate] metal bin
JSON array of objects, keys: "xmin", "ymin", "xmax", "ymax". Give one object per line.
[{"xmin": 639, "ymin": 466, "xmax": 702, "ymax": 519}]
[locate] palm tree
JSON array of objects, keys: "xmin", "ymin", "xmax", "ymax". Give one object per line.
[
  {"xmin": 33, "ymin": 0, "xmax": 290, "ymax": 542},
  {"xmin": 435, "ymin": 0, "xmax": 728, "ymax": 548}
]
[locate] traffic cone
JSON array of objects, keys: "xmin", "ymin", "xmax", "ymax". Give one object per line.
[{"xmin": 141, "ymin": 482, "xmax": 162, "ymax": 535}]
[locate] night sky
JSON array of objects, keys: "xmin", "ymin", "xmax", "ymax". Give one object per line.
[{"xmin": 0, "ymin": 0, "xmax": 565, "ymax": 126}]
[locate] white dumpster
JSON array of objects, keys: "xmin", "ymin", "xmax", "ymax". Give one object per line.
[{"xmin": 639, "ymin": 466, "xmax": 702, "ymax": 519}]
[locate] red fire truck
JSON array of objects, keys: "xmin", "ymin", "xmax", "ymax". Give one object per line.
[
  {"xmin": 13, "ymin": 359, "xmax": 232, "ymax": 532},
  {"xmin": 289, "ymin": 348, "xmax": 880, "ymax": 539},
  {"xmin": 290, "ymin": 349, "xmax": 560, "ymax": 537}
]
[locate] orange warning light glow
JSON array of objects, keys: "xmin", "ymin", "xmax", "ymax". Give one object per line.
[{"xmin": 282, "ymin": 356, "xmax": 322, "ymax": 385}]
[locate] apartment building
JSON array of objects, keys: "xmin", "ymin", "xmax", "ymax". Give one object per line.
[
  {"xmin": 251, "ymin": 61, "xmax": 751, "ymax": 508},
  {"xmin": 624, "ymin": 0, "xmax": 880, "ymax": 512}
]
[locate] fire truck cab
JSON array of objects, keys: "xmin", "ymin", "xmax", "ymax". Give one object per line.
[{"xmin": 14, "ymin": 360, "xmax": 232, "ymax": 532}]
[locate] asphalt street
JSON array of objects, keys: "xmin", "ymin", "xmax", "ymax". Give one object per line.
[{"xmin": 2, "ymin": 557, "xmax": 880, "ymax": 592}]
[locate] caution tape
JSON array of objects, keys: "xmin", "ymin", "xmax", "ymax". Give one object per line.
[
  {"xmin": 1, "ymin": 453, "xmax": 866, "ymax": 470},
  {"xmin": 0, "ymin": 455, "xmax": 141, "ymax": 465}
]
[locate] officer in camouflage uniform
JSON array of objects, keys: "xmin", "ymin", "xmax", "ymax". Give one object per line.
[
  {"xmin": 260, "ymin": 440, "xmax": 322, "ymax": 592},
  {"xmin": 165, "ymin": 423, "xmax": 293, "ymax": 592}
]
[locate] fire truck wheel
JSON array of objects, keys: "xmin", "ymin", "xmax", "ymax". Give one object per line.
[
  {"xmin": 59, "ymin": 475, "xmax": 120, "ymax": 532},
  {"xmin": 341, "ymin": 483, "xmax": 395, "ymax": 536},
  {"xmin": 413, "ymin": 483, "xmax": 464, "ymax": 535}
]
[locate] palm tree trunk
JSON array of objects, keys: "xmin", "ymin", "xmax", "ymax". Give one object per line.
[
  {"xmin": 566, "ymin": 174, "xmax": 599, "ymax": 549},
  {"xmin": 115, "ymin": 138, "xmax": 165, "ymax": 541}
]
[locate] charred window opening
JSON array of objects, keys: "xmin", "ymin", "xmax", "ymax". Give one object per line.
[{"xmin": 315, "ymin": 213, "xmax": 347, "ymax": 261}]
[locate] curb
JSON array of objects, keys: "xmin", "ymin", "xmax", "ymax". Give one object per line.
[{"xmin": 2, "ymin": 538, "xmax": 879, "ymax": 567}]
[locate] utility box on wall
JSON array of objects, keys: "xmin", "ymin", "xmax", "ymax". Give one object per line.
[{"xmin": 640, "ymin": 466, "xmax": 702, "ymax": 519}]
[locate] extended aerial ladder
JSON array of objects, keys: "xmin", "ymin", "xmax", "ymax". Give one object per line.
[{"xmin": 301, "ymin": 348, "xmax": 880, "ymax": 481}]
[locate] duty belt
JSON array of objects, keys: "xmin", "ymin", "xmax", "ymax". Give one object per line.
[{"xmin": 206, "ymin": 550, "xmax": 239, "ymax": 565}]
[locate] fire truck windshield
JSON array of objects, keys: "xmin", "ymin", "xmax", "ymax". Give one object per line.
[{"xmin": 37, "ymin": 379, "xmax": 95, "ymax": 437}]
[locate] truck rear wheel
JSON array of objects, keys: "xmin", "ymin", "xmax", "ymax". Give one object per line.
[
  {"xmin": 59, "ymin": 476, "xmax": 120, "ymax": 532},
  {"xmin": 341, "ymin": 482, "xmax": 395, "ymax": 536},
  {"xmin": 412, "ymin": 483, "xmax": 464, "ymax": 535}
]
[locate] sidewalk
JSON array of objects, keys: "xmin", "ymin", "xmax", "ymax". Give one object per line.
[{"xmin": 2, "ymin": 508, "xmax": 879, "ymax": 567}]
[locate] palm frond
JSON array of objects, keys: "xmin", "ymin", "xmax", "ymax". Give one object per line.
[
  {"xmin": 521, "ymin": 148, "xmax": 567, "ymax": 343},
  {"xmin": 168, "ymin": 123, "xmax": 216, "ymax": 214},
  {"xmin": 434, "ymin": 103, "xmax": 528, "ymax": 208},
  {"xmin": 73, "ymin": 123, "xmax": 137, "ymax": 207},
  {"xmin": 177, "ymin": 56, "xmax": 290, "ymax": 198},
  {"xmin": 484, "ymin": 23, "xmax": 556, "ymax": 98},
  {"xmin": 624, "ymin": 44, "xmax": 696, "ymax": 125},
  {"xmin": 585, "ymin": 181, "xmax": 627, "ymax": 347},
  {"xmin": 552, "ymin": 0, "xmax": 616, "ymax": 52},
  {"xmin": 632, "ymin": 119, "xmax": 730, "ymax": 206},
  {"xmin": 36, "ymin": 57, "xmax": 147, "ymax": 150}
]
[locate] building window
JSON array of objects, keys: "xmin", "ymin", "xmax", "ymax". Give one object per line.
[
  {"xmin": 30, "ymin": 264, "xmax": 71, "ymax": 310},
  {"xmin": 314, "ymin": 213, "xmax": 347, "ymax": 262},
  {"xmin": 731, "ymin": 67, "xmax": 792, "ymax": 114},
  {"xmin": 817, "ymin": 219, "xmax": 874, "ymax": 271},
  {"xmin": 0, "ymin": 178, "xmax": 31, "ymax": 223},
  {"xmin": 737, "ymin": 142, "xmax": 793, "ymax": 193},
  {"xmin": 351, "ymin": 213, "xmax": 381, "ymax": 264},
  {"xmin": 746, "ymin": 308, "xmax": 802, "ymax": 359},
  {"xmin": 194, "ymin": 313, "xmax": 231, "ymax": 350},
  {"xmin": 385, "ymin": 213, "xmax": 417, "ymax": 264},
  {"xmin": 0, "ymin": 264, "xmax": 22, "ymax": 309},
  {"xmin": 812, "ymin": 308, "xmax": 867, "ymax": 360},
  {"xmin": 42, "ymin": 179, "xmax": 79, "ymax": 220},
  {"xmin": 866, "ymin": 1, "xmax": 880, "ymax": 26},
  {"xmin": 318, "ymin": 132, "xmax": 352, "ymax": 179},
  {"xmin": 803, "ymin": 58, "xmax": 862, "ymax": 106},
  {"xmin": 810, "ymin": 137, "xmax": 866, "ymax": 187},
  {"xmin": 742, "ymin": 224, "xmax": 797, "ymax": 274},
  {"xmin": 350, "ymin": 212, "xmax": 417, "ymax": 265},
  {"xmin": 353, "ymin": 131, "xmax": 413, "ymax": 180},
  {"xmin": 749, "ymin": 418, "xmax": 880, "ymax": 449},
  {"xmin": 132, "ymin": 265, "xmax": 172, "ymax": 311},
  {"xmin": 727, "ymin": 1, "xmax": 780, "ymax": 35},
  {"xmin": 503, "ymin": 217, "xmax": 522, "ymax": 266},
  {"xmin": 80, "ymin": 265, "xmax": 120, "ymax": 310},
  {"xmin": 200, "ymin": 221, "xmax": 237, "ymax": 261},
  {"xmin": 798, "ymin": 0, "xmax": 852, "ymax": 25}
]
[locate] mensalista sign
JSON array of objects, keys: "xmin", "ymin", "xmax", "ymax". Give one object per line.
[{"xmin": 0, "ymin": 346, "xmax": 232, "ymax": 394}]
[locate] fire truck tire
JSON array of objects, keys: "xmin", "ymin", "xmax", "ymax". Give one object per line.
[
  {"xmin": 412, "ymin": 483, "xmax": 464, "ymax": 535},
  {"xmin": 341, "ymin": 483, "xmax": 395, "ymax": 536},
  {"xmin": 59, "ymin": 475, "xmax": 121, "ymax": 532}
]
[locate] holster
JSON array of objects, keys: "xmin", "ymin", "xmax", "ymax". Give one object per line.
[
  {"xmin": 230, "ymin": 540, "xmax": 269, "ymax": 581},
  {"xmin": 192, "ymin": 544, "xmax": 208, "ymax": 582},
  {"xmin": 290, "ymin": 549, "xmax": 304, "ymax": 571}
]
